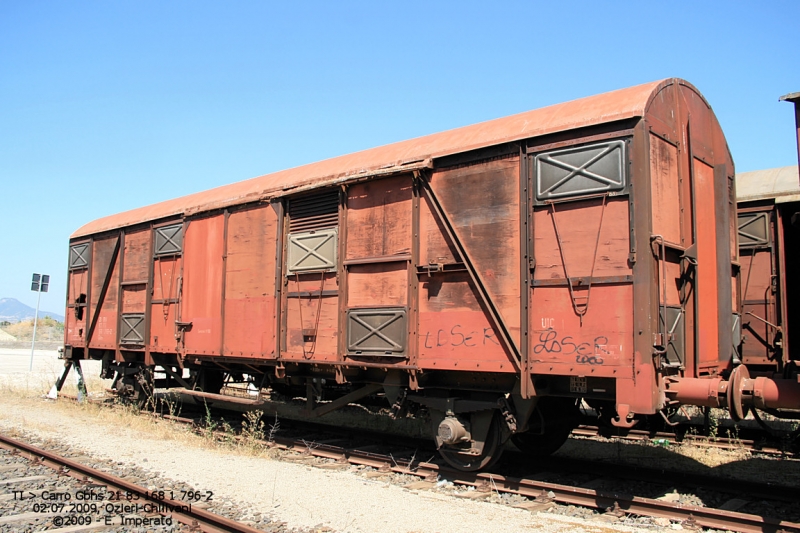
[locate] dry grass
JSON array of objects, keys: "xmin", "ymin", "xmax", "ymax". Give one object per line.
[
  {"xmin": 3, "ymin": 359, "xmax": 796, "ymax": 488},
  {"xmin": 0, "ymin": 393, "xmax": 289, "ymax": 461},
  {"xmin": 0, "ymin": 367, "xmax": 283, "ymax": 460},
  {"xmin": 1, "ymin": 317, "xmax": 63, "ymax": 344},
  {"xmin": 0, "ymin": 358, "xmax": 98, "ymax": 399}
]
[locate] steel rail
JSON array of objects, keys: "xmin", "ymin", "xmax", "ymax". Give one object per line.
[
  {"xmin": 543, "ymin": 455, "xmax": 800, "ymax": 504},
  {"xmin": 271, "ymin": 437, "xmax": 800, "ymax": 533},
  {"xmin": 0, "ymin": 433, "xmax": 265, "ymax": 533},
  {"xmin": 572, "ymin": 425, "xmax": 789, "ymax": 456},
  {"xmin": 56, "ymin": 393, "xmax": 800, "ymax": 532}
]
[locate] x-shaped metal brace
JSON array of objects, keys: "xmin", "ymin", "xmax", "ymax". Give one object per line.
[
  {"xmin": 71, "ymin": 244, "xmax": 89, "ymax": 267},
  {"xmin": 737, "ymin": 215, "xmax": 768, "ymax": 246},
  {"xmin": 290, "ymin": 233, "xmax": 335, "ymax": 270},
  {"xmin": 121, "ymin": 315, "xmax": 144, "ymax": 343},
  {"xmin": 156, "ymin": 226, "xmax": 182, "ymax": 254},
  {"xmin": 351, "ymin": 313, "xmax": 403, "ymax": 350},
  {"xmin": 539, "ymin": 144, "xmax": 620, "ymax": 196}
]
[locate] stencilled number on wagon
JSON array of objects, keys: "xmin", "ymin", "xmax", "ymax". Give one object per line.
[{"xmin": 570, "ymin": 376, "xmax": 588, "ymax": 394}]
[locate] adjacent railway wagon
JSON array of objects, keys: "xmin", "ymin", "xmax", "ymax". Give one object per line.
[
  {"xmin": 62, "ymin": 78, "xmax": 800, "ymax": 470},
  {"xmin": 731, "ymin": 90, "xmax": 800, "ymax": 427},
  {"xmin": 735, "ymin": 165, "xmax": 800, "ymax": 378}
]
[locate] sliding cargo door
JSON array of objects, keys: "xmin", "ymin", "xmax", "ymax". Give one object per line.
[
  {"xmin": 417, "ymin": 156, "xmax": 520, "ymax": 373},
  {"xmin": 222, "ymin": 205, "xmax": 279, "ymax": 358},
  {"xmin": 738, "ymin": 208, "xmax": 781, "ymax": 366},
  {"xmin": 529, "ymin": 140, "xmax": 634, "ymax": 376},
  {"xmin": 87, "ymin": 235, "xmax": 121, "ymax": 349},
  {"xmin": 181, "ymin": 215, "xmax": 225, "ymax": 356}
]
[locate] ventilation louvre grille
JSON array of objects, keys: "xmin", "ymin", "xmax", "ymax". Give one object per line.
[{"xmin": 288, "ymin": 191, "xmax": 340, "ymax": 232}]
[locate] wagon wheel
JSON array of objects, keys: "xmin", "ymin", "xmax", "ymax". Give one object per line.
[
  {"xmin": 132, "ymin": 366, "xmax": 155, "ymax": 409},
  {"xmin": 188, "ymin": 369, "xmax": 226, "ymax": 408},
  {"xmin": 116, "ymin": 365, "xmax": 154, "ymax": 409},
  {"xmin": 193, "ymin": 369, "xmax": 225, "ymax": 395},
  {"xmin": 510, "ymin": 424, "xmax": 572, "ymax": 456},
  {"xmin": 512, "ymin": 397, "xmax": 578, "ymax": 456},
  {"xmin": 438, "ymin": 413, "xmax": 504, "ymax": 472}
]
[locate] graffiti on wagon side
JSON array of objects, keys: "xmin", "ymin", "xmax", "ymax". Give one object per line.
[{"xmin": 532, "ymin": 328, "xmax": 614, "ymax": 365}]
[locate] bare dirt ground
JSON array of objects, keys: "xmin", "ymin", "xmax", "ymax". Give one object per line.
[
  {"xmin": 0, "ymin": 347, "xmax": 99, "ymax": 377},
  {"xmin": 0, "ymin": 350, "xmax": 648, "ymax": 533},
  {"xmin": 2, "ymin": 350, "xmax": 798, "ymax": 532}
]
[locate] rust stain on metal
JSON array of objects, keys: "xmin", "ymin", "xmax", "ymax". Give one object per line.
[
  {"xmin": 73, "ymin": 80, "xmax": 667, "ymax": 238},
  {"xmin": 62, "ymin": 78, "xmax": 800, "ymax": 472}
]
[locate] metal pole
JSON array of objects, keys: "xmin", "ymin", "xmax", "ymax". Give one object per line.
[
  {"xmin": 779, "ymin": 92, "xmax": 800, "ymax": 184},
  {"xmin": 29, "ymin": 289, "xmax": 42, "ymax": 372},
  {"xmin": 793, "ymin": 99, "xmax": 800, "ymax": 173}
]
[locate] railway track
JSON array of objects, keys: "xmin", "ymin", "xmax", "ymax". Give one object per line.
[
  {"xmin": 262, "ymin": 435, "xmax": 800, "ymax": 533},
  {"xmin": 572, "ymin": 425, "xmax": 795, "ymax": 457},
  {"xmin": 0, "ymin": 433, "xmax": 265, "ymax": 533},
  {"xmin": 55, "ymin": 393, "xmax": 800, "ymax": 532}
]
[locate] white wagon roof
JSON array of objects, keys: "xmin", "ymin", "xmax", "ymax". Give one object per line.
[{"xmin": 736, "ymin": 165, "xmax": 800, "ymax": 203}]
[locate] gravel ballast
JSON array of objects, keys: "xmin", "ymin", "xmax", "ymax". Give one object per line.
[{"xmin": 0, "ymin": 350, "xmax": 646, "ymax": 533}]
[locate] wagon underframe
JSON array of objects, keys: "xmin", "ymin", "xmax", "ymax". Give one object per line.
[{"xmin": 58, "ymin": 78, "xmax": 800, "ymax": 471}]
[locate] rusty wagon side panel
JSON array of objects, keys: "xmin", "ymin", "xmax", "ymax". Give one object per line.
[
  {"xmin": 65, "ymin": 242, "xmax": 90, "ymax": 348},
  {"xmin": 63, "ymin": 78, "xmax": 800, "ymax": 457},
  {"xmin": 86, "ymin": 235, "xmax": 120, "ymax": 350},
  {"xmin": 645, "ymin": 81, "xmax": 738, "ymax": 378},
  {"xmin": 417, "ymin": 155, "xmax": 520, "ymax": 373},
  {"xmin": 118, "ymin": 228, "xmax": 151, "ymax": 356},
  {"xmin": 222, "ymin": 204, "xmax": 279, "ymax": 359},
  {"xmin": 735, "ymin": 165, "xmax": 800, "ymax": 370},
  {"xmin": 344, "ymin": 176, "xmax": 413, "ymax": 363},
  {"xmin": 737, "ymin": 205, "xmax": 781, "ymax": 366}
]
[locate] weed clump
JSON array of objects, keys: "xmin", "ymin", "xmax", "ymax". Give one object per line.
[{"xmin": 241, "ymin": 410, "xmax": 265, "ymax": 453}]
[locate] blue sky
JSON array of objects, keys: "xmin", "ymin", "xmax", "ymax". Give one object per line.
[{"xmin": 1, "ymin": 1, "xmax": 798, "ymax": 312}]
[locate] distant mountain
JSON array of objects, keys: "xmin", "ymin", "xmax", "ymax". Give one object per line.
[{"xmin": 0, "ymin": 298, "xmax": 65, "ymax": 323}]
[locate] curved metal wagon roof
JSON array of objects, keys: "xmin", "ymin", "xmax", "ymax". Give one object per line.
[
  {"xmin": 73, "ymin": 78, "xmax": 698, "ymax": 238},
  {"xmin": 736, "ymin": 165, "xmax": 800, "ymax": 203}
]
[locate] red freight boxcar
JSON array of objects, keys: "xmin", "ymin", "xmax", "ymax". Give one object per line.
[
  {"xmin": 735, "ymin": 166, "xmax": 800, "ymax": 375},
  {"xmin": 730, "ymin": 90, "xmax": 800, "ymax": 427},
  {"xmin": 60, "ymin": 78, "xmax": 800, "ymax": 470}
]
